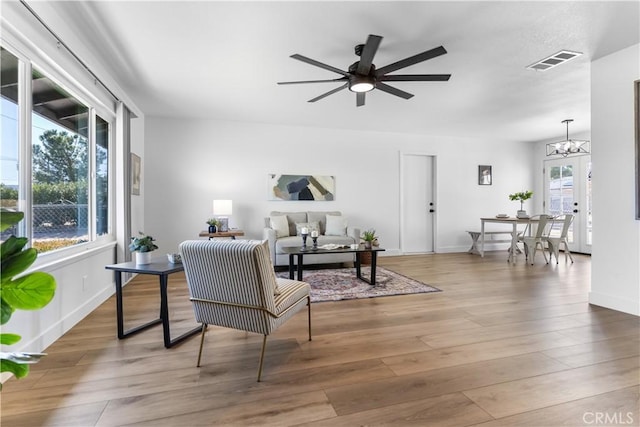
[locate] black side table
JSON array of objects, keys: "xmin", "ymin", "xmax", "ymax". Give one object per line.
[{"xmin": 105, "ymin": 258, "xmax": 200, "ymax": 348}]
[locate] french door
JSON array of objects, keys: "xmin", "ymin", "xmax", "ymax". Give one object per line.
[
  {"xmin": 400, "ymin": 153, "xmax": 436, "ymax": 253},
  {"xmin": 543, "ymin": 156, "xmax": 592, "ymax": 254}
]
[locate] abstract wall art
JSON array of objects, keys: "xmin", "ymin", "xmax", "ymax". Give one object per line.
[{"xmin": 268, "ymin": 174, "xmax": 335, "ymax": 201}]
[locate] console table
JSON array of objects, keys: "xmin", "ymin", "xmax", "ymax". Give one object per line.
[
  {"xmin": 281, "ymin": 245, "xmax": 385, "ymax": 286},
  {"xmin": 198, "ymin": 230, "xmax": 245, "ymax": 239},
  {"xmin": 105, "ymin": 258, "xmax": 200, "ymax": 348}
]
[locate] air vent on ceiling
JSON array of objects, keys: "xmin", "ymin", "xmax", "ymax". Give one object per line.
[{"xmin": 526, "ymin": 50, "xmax": 583, "ymax": 71}]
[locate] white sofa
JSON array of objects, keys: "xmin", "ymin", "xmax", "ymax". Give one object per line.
[{"xmin": 263, "ymin": 211, "xmax": 360, "ymax": 267}]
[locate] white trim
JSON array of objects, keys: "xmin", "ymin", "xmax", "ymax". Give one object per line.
[
  {"xmin": 589, "ymin": 291, "xmax": 640, "ymax": 316},
  {"xmin": 31, "ymin": 241, "xmax": 116, "ymax": 273}
]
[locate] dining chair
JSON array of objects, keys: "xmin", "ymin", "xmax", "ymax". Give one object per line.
[
  {"xmin": 518, "ymin": 214, "xmax": 552, "ymax": 265},
  {"xmin": 546, "ymin": 214, "xmax": 575, "ymax": 264},
  {"xmin": 179, "ymin": 239, "xmax": 311, "ymax": 382}
]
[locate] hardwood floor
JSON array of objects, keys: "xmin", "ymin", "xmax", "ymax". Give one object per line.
[{"xmin": 2, "ymin": 252, "xmax": 639, "ymax": 426}]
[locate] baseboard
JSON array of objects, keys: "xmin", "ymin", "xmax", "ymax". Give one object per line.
[
  {"xmin": 589, "ymin": 291, "xmax": 640, "ymax": 316},
  {"xmin": 437, "ymin": 244, "xmax": 510, "ymax": 253},
  {"xmin": 10, "ymin": 283, "xmax": 114, "ymax": 357}
]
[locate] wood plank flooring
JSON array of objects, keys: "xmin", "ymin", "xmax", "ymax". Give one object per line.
[{"xmin": 2, "ymin": 252, "xmax": 639, "ymax": 426}]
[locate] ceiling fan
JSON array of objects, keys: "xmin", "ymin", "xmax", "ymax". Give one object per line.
[{"xmin": 277, "ymin": 34, "xmax": 451, "ymax": 107}]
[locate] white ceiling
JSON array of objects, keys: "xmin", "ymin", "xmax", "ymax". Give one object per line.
[{"xmin": 37, "ymin": 1, "xmax": 640, "ymax": 143}]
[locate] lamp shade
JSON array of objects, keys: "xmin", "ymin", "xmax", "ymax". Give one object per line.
[{"xmin": 213, "ymin": 199, "xmax": 233, "ymax": 216}]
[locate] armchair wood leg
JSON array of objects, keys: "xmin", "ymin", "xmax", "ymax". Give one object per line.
[
  {"xmin": 196, "ymin": 323, "xmax": 208, "ymax": 367},
  {"xmin": 307, "ymin": 296, "xmax": 312, "ymax": 342},
  {"xmin": 257, "ymin": 335, "xmax": 268, "ymax": 382}
]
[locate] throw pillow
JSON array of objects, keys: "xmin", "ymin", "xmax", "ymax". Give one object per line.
[
  {"xmin": 295, "ymin": 221, "xmax": 320, "ymax": 236},
  {"xmin": 325, "ymin": 215, "xmax": 348, "ymax": 236},
  {"xmin": 270, "ymin": 215, "xmax": 290, "ymax": 238}
]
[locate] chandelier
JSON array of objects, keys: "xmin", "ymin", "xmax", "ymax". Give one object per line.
[{"xmin": 546, "ymin": 119, "xmax": 590, "ymax": 157}]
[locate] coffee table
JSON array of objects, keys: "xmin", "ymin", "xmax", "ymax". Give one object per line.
[{"xmin": 281, "ymin": 245, "xmax": 385, "ymax": 286}]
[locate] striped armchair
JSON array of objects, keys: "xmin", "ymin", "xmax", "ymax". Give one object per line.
[{"xmin": 179, "ymin": 239, "xmax": 311, "ymax": 381}]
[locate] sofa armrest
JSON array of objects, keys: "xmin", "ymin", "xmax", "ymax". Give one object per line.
[
  {"xmin": 263, "ymin": 227, "xmax": 277, "ymax": 265},
  {"xmin": 348, "ymin": 227, "xmax": 361, "ymax": 243}
]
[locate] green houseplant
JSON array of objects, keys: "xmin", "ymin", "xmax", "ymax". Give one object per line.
[
  {"xmin": 361, "ymin": 228, "xmax": 378, "ymax": 249},
  {"xmin": 129, "ymin": 232, "xmax": 158, "ymax": 265},
  {"xmin": 206, "ymin": 218, "xmax": 220, "ymax": 233},
  {"xmin": 508, "ymin": 190, "xmax": 533, "ymax": 217},
  {"xmin": 0, "ymin": 209, "xmax": 56, "ymax": 388}
]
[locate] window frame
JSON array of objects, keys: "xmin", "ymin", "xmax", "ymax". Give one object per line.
[{"xmin": 1, "ymin": 40, "xmax": 116, "ymax": 263}]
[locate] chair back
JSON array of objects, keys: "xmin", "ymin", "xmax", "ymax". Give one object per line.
[
  {"xmin": 524, "ymin": 214, "xmax": 551, "ymax": 238},
  {"xmin": 558, "ymin": 214, "xmax": 574, "ymax": 239},
  {"xmin": 179, "ymin": 239, "xmax": 278, "ymax": 334}
]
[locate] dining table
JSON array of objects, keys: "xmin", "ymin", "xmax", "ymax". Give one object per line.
[{"xmin": 480, "ymin": 216, "xmax": 538, "ymax": 263}]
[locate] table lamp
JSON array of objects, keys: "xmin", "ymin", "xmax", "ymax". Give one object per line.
[{"xmin": 213, "ymin": 199, "xmax": 232, "ymax": 232}]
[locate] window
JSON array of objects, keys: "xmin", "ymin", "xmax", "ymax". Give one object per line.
[
  {"xmin": 1, "ymin": 45, "xmax": 112, "ymax": 254},
  {"xmin": 1, "ymin": 48, "xmax": 21, "ymax": 234}
]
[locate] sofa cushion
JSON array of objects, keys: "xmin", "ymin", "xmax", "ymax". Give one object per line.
[
  {"xmin": 325, "ymin": 214, "xmax": 348, "ymax": 236},
  {"xmin": 270, "ymin": 215, "xmax": 290, "ymax": 238},
  {"xmin": 270, "ymin": 211, "xmax": 307, "ymax": 237},
  {"xmin": 308, "ymin": 211, "xmax": 341, "ymax": 235},
  {"xmin": 294, "ymin": 221, "xmax": 320, "ymax": 236}
]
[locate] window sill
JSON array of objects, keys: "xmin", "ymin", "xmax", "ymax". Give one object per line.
[{"xmin": 31, "ymin": 240, "xmax": 117, "ymax": 273}]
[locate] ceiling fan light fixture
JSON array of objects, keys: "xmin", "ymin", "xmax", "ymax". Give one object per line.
[{"xmin": 349, "ymin": 75, "xmax": 375, "ymax": 93}]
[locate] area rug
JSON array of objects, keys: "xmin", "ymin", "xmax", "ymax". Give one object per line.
[{"xmin": 276, "ymin": 267, "xmax": 441, "ymax": 302}]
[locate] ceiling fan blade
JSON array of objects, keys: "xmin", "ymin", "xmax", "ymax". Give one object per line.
[
  {"xmin": 356, "ymin": 92, "xmax": 366, "ymax": 107},
  {"xmin": 308, "ymin": 83, "xmax": 349, "ymax": 103},
  {"xmin": 376, "ymin": 82, "xmax": 414, "ymax": 99},
  {"xmin": 278, "ymin": 78, "xmax": 348, "ymax": 85},
  {"xmin": 379, "ymin": 74, "xmax": 451, "ymax": 82},
  {"xmin": 290, "ymin": 54, "xmax": 349, "ymax": 77},
  {"xmin": 357, "ymin": 34, "xmax": 383, "ymax": 75},
  {"xmin": 375, "ymin": 46, "xmax": 448, "ymax": 76}
]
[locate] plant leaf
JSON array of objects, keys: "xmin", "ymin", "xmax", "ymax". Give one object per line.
[
  {"xmin": 0, "ymin": 333, "xmax": 21, "ymax": 345},
  {"xmin": 1, "ymin": 248, "xmax": 37, "ymax": 283},
  {"xmin": 0, "ymin": 358, "xmax": 29, "ymax": 378},
  {"xmin": 0, "ymin": 297, "xmax": 15, "ymax": 324},
  {"xmin": 2, "ymin": 272, "xmax": 56, "ymax": 310},
  {"xmin": 1, "ymin": 236, "xmax": 29, "ymax": 260},
  {"xmin": 0, "ymin": 210, "xmax": 24, "ymax": 232}
]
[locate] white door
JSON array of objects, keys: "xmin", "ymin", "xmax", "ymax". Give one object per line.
[
  {"xmin": 400, "ymin": 153, "xmax": 435, "ymax": 253},
  {"xmin": 543, "ymin": 156, "xmax": 592, "ymax": 254}
]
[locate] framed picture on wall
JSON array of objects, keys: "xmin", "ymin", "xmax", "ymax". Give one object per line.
[
  {"xmin": 635, "ymin": 79, "xmax": 640, "ymax": 219},
  {"xmin": 478, "ymin": 165, "xmax": 492, "ymax": 185},
  {"xmin": 131, "ymin": 153, "xmax": 141, "ymax": 196}
]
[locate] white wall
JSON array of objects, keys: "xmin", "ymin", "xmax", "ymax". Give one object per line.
[
  {"xmin": 1, "ymin": 2, "xmax": 146, "ymax": 375},
  {"xmin": 590, "ymin": 43, "xmax": 640, "ymax": 315},
  {"xmin": 144, "ymin": 117, "xmax": 534, "ymax": 255}
]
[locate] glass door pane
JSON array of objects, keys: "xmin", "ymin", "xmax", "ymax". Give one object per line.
[{"xmin": 544, "ymin": 156, "xmax": 591, "ymax": 254}]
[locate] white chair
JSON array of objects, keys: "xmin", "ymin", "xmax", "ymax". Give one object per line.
[
  {"xmin": 546, "ymin": 214, "xmax": 575, "ymax": 264},
  {"xmin": 179, "ymin": 239, "xmax": 311, "ymax": 381},
  {"xmin": 518, "ymin": 214, "xmax": 552, "ymax": 265}
]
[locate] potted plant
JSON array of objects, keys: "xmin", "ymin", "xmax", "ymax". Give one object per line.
[
  {"xmin": 1, "ymin": 209, "xmax": 56, "ymax": 384},
  {"xmin": 206, "ymin": 218, "xmax": 220, "ymax": 233},
  {"xmin": 129, "ymin": 232, "xmax": 158, "ymax": 265},
  {"xmin": 361, "ymin": 228, "xmax": 378, "ymax": 249},
  {"xmin": 508, "ymin": 190, "xmax": 533, "ymax": 218}
]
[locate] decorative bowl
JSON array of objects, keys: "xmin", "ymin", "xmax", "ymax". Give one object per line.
[{"xmin": 167, "ymin": 253, "xmax": 182, "ymax": 264}]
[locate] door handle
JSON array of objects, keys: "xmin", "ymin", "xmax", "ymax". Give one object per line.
[
  {"xmin": 429, "ymin": 209, "xmax": 435, "ymax": 213},
  {"xmin": 573, "ymin": 209, "xmax": 579, "ymax": 213}
]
